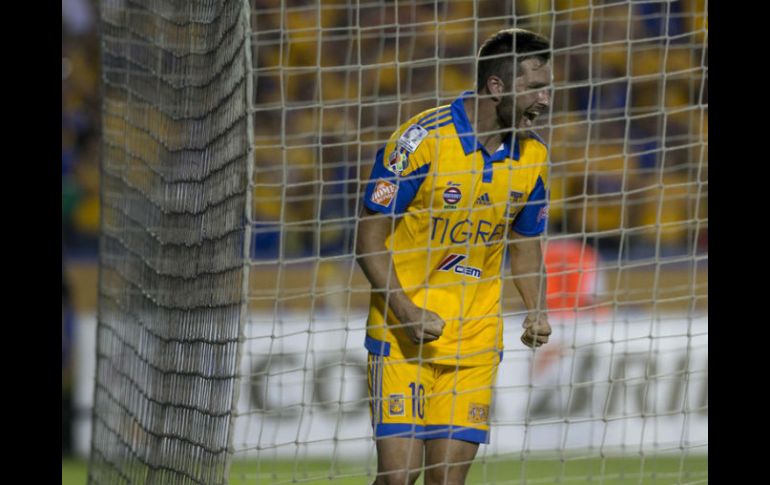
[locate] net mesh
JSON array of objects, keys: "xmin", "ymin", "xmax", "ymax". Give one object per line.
[
  {"xmin": 89, "ymin": 1, "xmax": 253, "ymax": 483},
  {"xmin": 235, "ymin": 0, "xmax": 707, "ymax": 483},
  {"xmin": 88, "ymin": 0, "xmax": 707, "ymax": 483}
]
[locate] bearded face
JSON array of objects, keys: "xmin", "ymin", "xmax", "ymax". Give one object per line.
[{"xmin": 494, "ymin": 57, "xmax": 552, "ymax": 130}]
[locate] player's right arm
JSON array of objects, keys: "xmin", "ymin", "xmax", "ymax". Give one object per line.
[
  {"xmin": 355, "ymin": 118, "xmax": 447, "ymax": 344},
  {"xmin": 355, "ymin": 208, "xmax": 444, "ymax": 344}
]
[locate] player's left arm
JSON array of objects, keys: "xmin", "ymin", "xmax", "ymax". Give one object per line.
[
  {"xmin": 508, "ymin": 231, "xmax": 550, "ymax": 348},
  {"xmin": 508, "ymin": 153, "xmax": 551, "ymax": 348}
]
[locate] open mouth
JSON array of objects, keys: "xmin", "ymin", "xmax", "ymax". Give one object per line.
[{"xmin": 517, "ymin": 110, "xmax": 540, "ymax": 128}]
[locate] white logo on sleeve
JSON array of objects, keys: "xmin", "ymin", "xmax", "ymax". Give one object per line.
[{"xmin": 398, "ymin": 124, "xmax": 429, "ymax": 153}]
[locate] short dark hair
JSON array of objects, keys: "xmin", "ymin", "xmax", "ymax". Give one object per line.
[{"xmin": 476, "ymin": 28, "xmax": 551, "ymax": 92}]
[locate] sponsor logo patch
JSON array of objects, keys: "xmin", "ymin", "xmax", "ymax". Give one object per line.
[
  {"xmin": 468, "ymin": 402, "xmax": 489, "ymax": 424},
  {"xmin": 442, "ymin": 182, "xmax": 462, "ymax": 209},
  {"xmin": 398, "ymin": 124, "xmax": 429, "ymax": 153},
  {"xmin": 537, "ymin": 205, "xmax": 549, "ymax": 223},
  {"xmin": 389, "ymin": 394, "xmax": 405, "ymax": 416},
  {"xmin": 474, "ymin": 193, "xmax": 492, "ymax": 206},
  {"xmin": 371, "ymin": 180, "xmax": 397, "ymax": 206},
  {"xmin": 436, "ymin": 254, "xmax": 481, "ymax": 279},
  {"xmin": 386, "ymin": 148, "xmax": 409, "ymax": 175}
]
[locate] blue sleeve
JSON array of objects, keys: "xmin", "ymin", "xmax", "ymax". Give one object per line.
[
  {"xmin": 363, "ymin": 147, "xmax": 430, "ymax": 215},
  {"xmin": 511, "ymin": 176, "xmax": 548, "ymax": 236}
]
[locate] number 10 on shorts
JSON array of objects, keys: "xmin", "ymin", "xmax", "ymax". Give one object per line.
[{"xmin": 409, "ymin": 382, "xmax": 425, "ymax": 419}]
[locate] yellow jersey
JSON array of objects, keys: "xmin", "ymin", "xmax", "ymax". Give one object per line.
[{"xmin": 362, "ymin": 91, "xmax": 549, "ymax": 366}]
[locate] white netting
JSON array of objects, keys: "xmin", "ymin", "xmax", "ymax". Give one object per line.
[
  {"xmin": 235, "ymin": 0, "xmax": 706, "ymax": 483},
  {"xmin": 90, "ymin": 1, "xmax": 707, "ymax": 484},
  {"xmin": 90, "ymin": 1, "xmax": 253, "ymax": 483}
]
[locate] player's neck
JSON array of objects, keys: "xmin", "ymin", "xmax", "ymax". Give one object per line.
[{"xmin": 464, "ymin": 95, "xmax": 508, "ymax": 155}]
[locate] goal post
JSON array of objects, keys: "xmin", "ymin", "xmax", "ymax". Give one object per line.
[{"xmin": 89, "ymin": 0, "xmax": 707, "ymax": 484}]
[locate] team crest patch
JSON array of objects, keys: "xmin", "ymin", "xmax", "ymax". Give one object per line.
[
  {"xmin": 371, "ymin": 180, "xmax": 397, "ymax": 206},
  {"xmin": 506, "ymin": 190, "xmax": 525, "ymax": 219},
  {"xmin": 398, "ymin": 124, "xmax": 429, "ymax": 153},
  {"xmin": 386, "ymin": 148, "xmax": 409, "ymax": 175},
  {"xmin": 468, "ymin": 402, "xmax": 489, "ymax": 424},
  {"xmin": 389, "ymin": 394, "xmax": 405, "ymax": 416}
]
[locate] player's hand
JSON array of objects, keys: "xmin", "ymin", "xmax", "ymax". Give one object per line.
[
  {"xmin": 520, "ymin": 312, "xmax": 551, "ymax": 348},
  {"xmin": 398, "ymin": 306, "xmax": 446, "ymax": 344}
]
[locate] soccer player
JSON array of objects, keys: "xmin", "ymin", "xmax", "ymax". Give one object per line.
[{"xmin": 356, "ymin": 28, "xmax": 553, "ymax": 485}]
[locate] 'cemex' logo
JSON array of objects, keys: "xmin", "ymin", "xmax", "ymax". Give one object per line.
[{"xmin": 436, "ymin": 254, "xmax": 481, "ymax": 279}]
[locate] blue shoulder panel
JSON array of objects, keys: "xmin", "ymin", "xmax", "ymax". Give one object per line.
[
  {"xmin": 511, "ymin": 176, "xmax": 548, "ymax": 236},
  {"xmin": 363, "ymin": 147, "xmax": 430, "ymax": 215}
]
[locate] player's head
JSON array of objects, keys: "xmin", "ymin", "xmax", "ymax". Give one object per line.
[{"xmin": 476, "ymin": 28, "xmax": 552, "ymax": 129}]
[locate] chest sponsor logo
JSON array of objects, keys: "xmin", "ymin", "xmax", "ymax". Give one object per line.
[
  {"xmin": 436, "ymin": 254, "xmax": 481, "ymax": 279},
  {"xmin": 430, "ymin": 217, "xmax": 507, "ymax": 246},
  {"xmin": 398, "ymin": 124, "xmax": 429, "ymax": 153},
  {"xmin": 386, "ymin": 148, "xmax": 408, "ymax": 175},
  {"xmin": 388, "ymin": 394, "xmax": 405, "ymax": 416},
  {"xmin": 468, "ymin": 402, "xmax": 490, "ymax": 424},
  {"xmin": 442, "ymin": 182, "xmax": 462, "ymax": 209},
  {"xmin": 371, "ymin": 179, "xmax": 397, "ymax": 206}
]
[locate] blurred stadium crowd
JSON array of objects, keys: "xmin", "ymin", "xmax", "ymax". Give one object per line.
[
  {"xmin": 63, "ymin": 0, "xmax": 707, "ymax": 262},
  {"xmin": 63, "ymin": 0, "xmax": 100, "ymax": 258}
]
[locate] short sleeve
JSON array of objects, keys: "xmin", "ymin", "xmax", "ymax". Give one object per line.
[
  {"xmin": 511, "ymin": 174, "xmax": 549, "ymax": 236},
  {"xmin": 363, "ymin": 125, "xmax": 433, "ymax": 215}
]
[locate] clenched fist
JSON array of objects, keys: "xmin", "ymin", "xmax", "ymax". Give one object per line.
[
  {"xmin": 520, "ymin": 312, "xmax": 551, "ymax": 348},
  {"xmin": 397, "ymin": 305, "xmax": 446, "ymax": 345}
]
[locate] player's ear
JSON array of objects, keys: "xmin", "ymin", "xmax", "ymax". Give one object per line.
[{"xmin": 486, "ymin": 75, "xmax": 504, "ymax": 103}]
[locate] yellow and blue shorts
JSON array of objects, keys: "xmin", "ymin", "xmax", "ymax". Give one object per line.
[{"xmin": 366, "ymin": 337, "xmax": 498, "ymax": 444}]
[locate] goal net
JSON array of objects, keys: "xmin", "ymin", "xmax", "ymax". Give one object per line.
[
  {"xmin": 90, "ymin": 0, "xmax": 707, "ymax": 484},
  {"xmin": 90, "ymin": 0, "xmax": 253, "ymax": 483}
]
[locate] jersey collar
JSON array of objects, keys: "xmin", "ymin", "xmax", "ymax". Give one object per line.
[{"xmin": 450, "ymin": 90, "xmax": 520, "ymax": 162}]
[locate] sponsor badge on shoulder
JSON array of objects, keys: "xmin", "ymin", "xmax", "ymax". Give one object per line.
[
  {"xmin": 386, "ymin": 148, "xmax": 408, "ymax": 175},
  {"xmin": 397, "ymin": 124, "xmax": 429, "ymax": 153},
  {"xmin": 371, "ymin": 179, "xmax": 397, "ymax": 206}
]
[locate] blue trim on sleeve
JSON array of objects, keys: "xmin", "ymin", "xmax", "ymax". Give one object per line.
[
  {"xmin": 365, "ymin": 335, "xmax": 391, "ymax": 356},
  {"xmin": 363, "ymin": 147, "xmax": 395, "ymax": 213},
  {"xmin": 512, "ymin": 176, "xmax": 548, "ymax": 236}
]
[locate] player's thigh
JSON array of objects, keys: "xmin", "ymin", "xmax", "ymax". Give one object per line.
[
  {"xmin": 426, "ymin": 363, "xmax": 497, "ymax": 439},
  {"xmin": 368, "ymin": 353, "xmax": 435, "ymax": 437},
  {"xmin": 424, "ymin": 438, "xmax": 479, "ymax": 485},
  {"xmin": 374, "ymin": 437, "xmax": 425, "ymax": 485}
]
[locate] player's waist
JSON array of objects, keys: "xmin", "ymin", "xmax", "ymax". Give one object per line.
[{"xmin": 363, "ymin": 331, "xmax": 503, "ymax": 366}]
